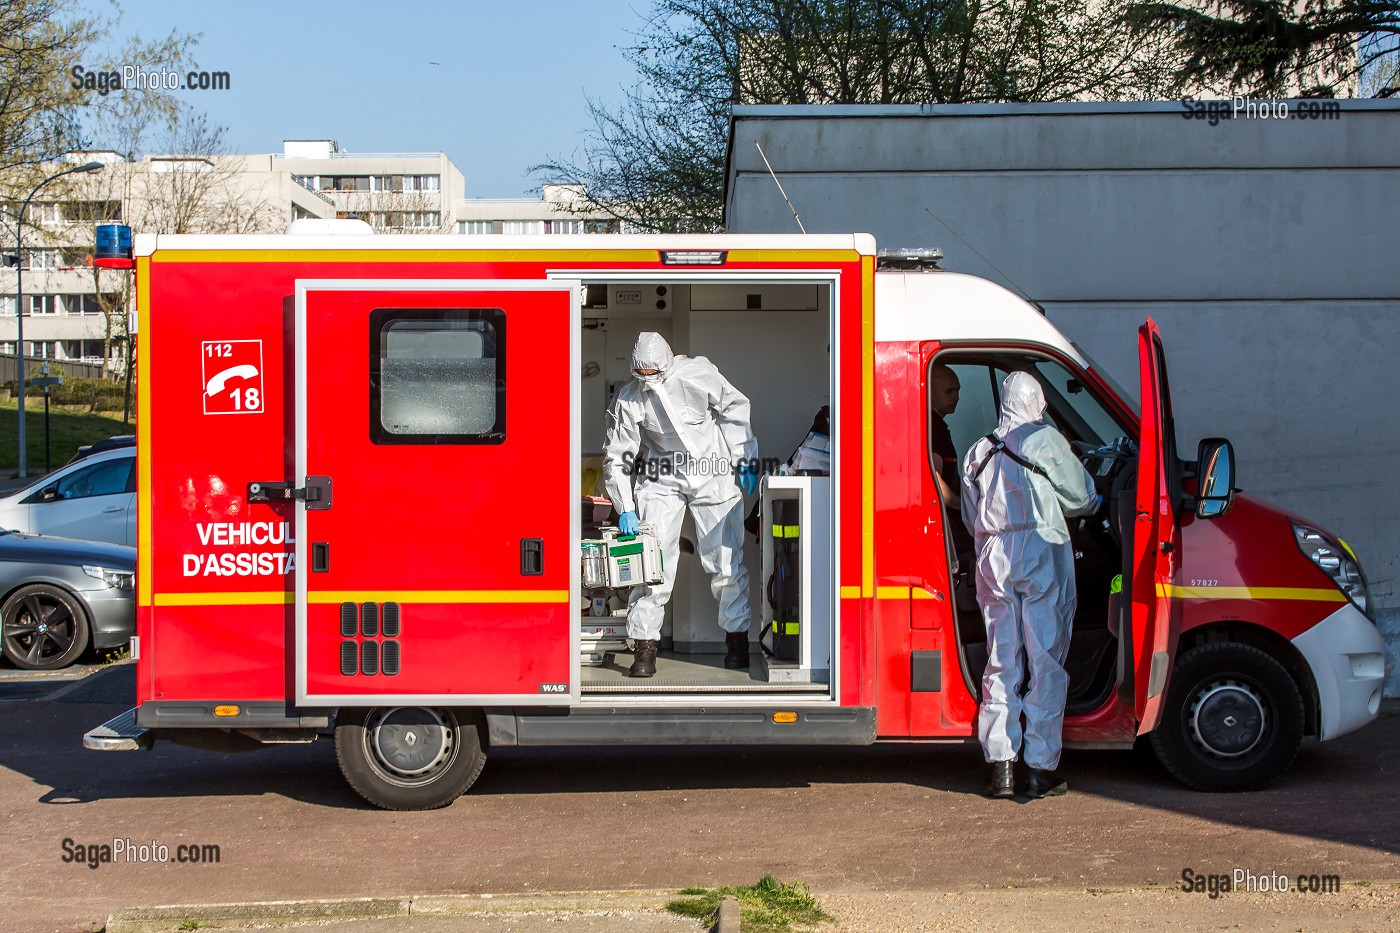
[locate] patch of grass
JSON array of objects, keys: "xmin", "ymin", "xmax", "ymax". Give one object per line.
[
  {"xmin": 0, "ymin": 397, "xmax": 131, "ymax": 474},
  {"xmin": 100, "ymin": 647, "xmax": 131, "ymax": 666},
  {"xmin": 668, "ymin": 875, "xmax": 831, "ymax": 933},
  {"xmin": 177, "ymin": 921, "xmax": 207, "ymax": 931}
]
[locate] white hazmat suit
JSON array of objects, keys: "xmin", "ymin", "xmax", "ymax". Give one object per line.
[
  {"xmin": 602, "ymin": 333, "xmax": 757, "ymax": 641},
  {"xmin": 960, "ymin": 372, "xmax": 1100, "ymax": 771}
]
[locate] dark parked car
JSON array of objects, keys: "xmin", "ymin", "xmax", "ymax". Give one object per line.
[
  {"xmin": 66, "ymin": 434, "xmax": 136, "ymax": 465},
  {"xmin": 0, "ymin": 529, "xmax": 135, "ymax": 670}
]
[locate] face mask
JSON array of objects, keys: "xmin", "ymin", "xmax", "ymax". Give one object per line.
[{"xmin": 636, "ymin": 371, "xmax": 665, "ymax": 385}]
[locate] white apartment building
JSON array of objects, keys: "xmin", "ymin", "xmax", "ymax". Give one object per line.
[
  {"xmin": 3, "ymin": 142, "xmax": 618, "ymax": 375},
  {"xmin": 454, "ymin": 184, "xmax": 620, "ymax": 235}
]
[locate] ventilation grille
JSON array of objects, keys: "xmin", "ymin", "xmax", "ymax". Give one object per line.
[
  {"xmin": 339, "ymin": 640, "xmax": 357, "ymax": 676},
  {"xmin": 337, "ymin": 602, "xmax": 402, "ymax": 676},
  {"xmin": 340, "ymin": 603, "xmax": 357, "ymax": 638}
]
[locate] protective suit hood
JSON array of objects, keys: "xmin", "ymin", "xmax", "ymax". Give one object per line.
[
  {"xmin": 995, "ymin": 371, "xmax": 1047, "ymax": 436},
  {"xmin": 632, "ymin": 332, "xmax": 674, "ymax": 385}
]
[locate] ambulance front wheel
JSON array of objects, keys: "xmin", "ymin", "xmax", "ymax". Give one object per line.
[
  {"xmin": 1149, "ymin": 642, "xmax": 1304, "ymax": 792},
  {"xmin": 335, "ymin": 706, "xmax": 487, "ymax": 810}
]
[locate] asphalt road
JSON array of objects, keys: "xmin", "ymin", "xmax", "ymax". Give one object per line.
[{"xmin": 2, "ymin": 664, "xmax": 1398, "ymax": 933}]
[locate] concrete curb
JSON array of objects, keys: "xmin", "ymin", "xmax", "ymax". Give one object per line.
[
  {"xmin": 43, "ymin": 659, "xmax": 132, "ymax": 702},
  {"xmin": 105, "ymin": 890, "xmax": 690, "ymax": 933},
  {"xmin": 716, "ymin": 894, "xmax": 742, "ymax": 933}
]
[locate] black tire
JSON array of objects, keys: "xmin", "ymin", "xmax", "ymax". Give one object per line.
[
  {"xmin": 334, "ymin": 706, "xmax": 486, "ymax": 810},
  {"xmin": 1150, "ymin": 642, "xmax": 1304, "ymax": 792},
  {"xmin": 1, "ymin": 584, "xmax": 91, "ymax": 671}
]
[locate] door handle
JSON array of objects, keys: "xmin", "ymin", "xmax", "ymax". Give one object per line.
[{"xmin": 102, "ymin": 506, "xmax": 124, "ymax": 513}]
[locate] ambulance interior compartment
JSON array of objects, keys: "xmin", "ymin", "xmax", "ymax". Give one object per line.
[
  {"xmin": 933, "ymin": 350, "xmax": 1137, "ymax": 718},
  {"xmin": 576, "ymin": 278, "xmax": 833, "ymax": 696}
]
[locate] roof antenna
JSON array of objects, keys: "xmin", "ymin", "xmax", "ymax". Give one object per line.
[
  {"xmin": 922, "ymin": 206, "xmax": 1035, "ymax": 304},
  {"xmin": 755, "ymin": 141, "xmax": 806, "ymax": 234}
]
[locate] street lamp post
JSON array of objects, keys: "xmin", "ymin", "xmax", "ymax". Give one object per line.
[{"xmin": 13, "ymin": 160, "xmax": 104, "ymax": 479}]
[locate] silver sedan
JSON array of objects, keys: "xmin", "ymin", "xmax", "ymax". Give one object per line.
[{"xmin": 0, "ymin": 529, "xmax": 135, "ymax": 670}]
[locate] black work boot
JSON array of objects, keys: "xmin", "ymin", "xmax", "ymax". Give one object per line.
[
  {"xmin": 1025, "ymin": 768, "xmax": 1068, "ymax": 799},
  {"xmin": 983, "ymin": 760, "xmax": 1015, "ymax": 799},
  {"xmin": 724, "ymin": 631, "xmax": 751, "ymax": 670},
  {"xmin": 628, "ymin": 639, "xmax": 658, "ymax": 678}
]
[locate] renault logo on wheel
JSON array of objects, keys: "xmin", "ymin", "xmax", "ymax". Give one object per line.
[{"xmin": 405, "ymin": 731, "xmax": 418, "ymax": 746}]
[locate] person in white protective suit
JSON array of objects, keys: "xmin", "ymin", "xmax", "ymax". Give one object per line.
[
  {"xmin": 603, "ymin": 333, "xmax": 760, "ymax": 678},
  {"xmin": 960, "ymin": 371, "xmax": 1100, "ymax": 799}
]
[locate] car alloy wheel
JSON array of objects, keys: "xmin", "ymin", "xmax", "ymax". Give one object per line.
[{"xmin": 2, "ymin": 584, "xmax": 91, "ymax": 670}]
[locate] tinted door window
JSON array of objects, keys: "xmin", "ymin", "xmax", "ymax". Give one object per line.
[{"xmin": 53, "ymin": 458, "xmax": 134, "ymax": 500}]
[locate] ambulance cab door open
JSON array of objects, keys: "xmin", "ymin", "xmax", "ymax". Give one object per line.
[
  {"xmin": 1132, "ymin": 318, "xmax": 1184, "ymax": 733},
  {"xmin": 292, "ymin": 280, "xmax": 579, "ymax": 706}
]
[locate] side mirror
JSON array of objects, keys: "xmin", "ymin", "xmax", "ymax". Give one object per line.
[
  {"xmin": 40, "ymin": 485, "xmax": 59, "ymax": 502},
  {"xmin": 1195, "ymin": 438, "xmax": 1235, "ymax": 520}
]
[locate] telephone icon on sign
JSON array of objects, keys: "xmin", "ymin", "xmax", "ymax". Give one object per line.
[{"xmin": 206, "ymin": 364, "xmax": 259, "ymax": 397}]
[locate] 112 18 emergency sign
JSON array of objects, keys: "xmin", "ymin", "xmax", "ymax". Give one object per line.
[{"xmin": 202, "ymin": 340, "xmax": 264, "ymax": 414}]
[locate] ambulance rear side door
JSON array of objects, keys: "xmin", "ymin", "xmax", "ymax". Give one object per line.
[{"xmin": 294, "ymin": 279, "xmax": 579, "ymax": 706}]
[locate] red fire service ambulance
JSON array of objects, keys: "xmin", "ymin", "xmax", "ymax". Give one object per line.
[{"xmin": 84, "ymin": 227, "xmax": 1385, "ymax": 810}]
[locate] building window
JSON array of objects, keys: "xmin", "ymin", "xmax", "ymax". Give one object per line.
[
  {"xmin": 65, "ymin": 294, "xmax": 108, "ymax": 315},
  {"xmin": 584, "ymin": 219, "xmax": 620, "ymax": 234},
  {"xmin": 29, "ymin": 295, "xmax": 58, "ymax": 315},
  {"xmin": 20, "ymin": 248, "xmax": 63, "ymax": 270},
  {"xmin": 370, "ymin": 309, "xmax": 505, "ymax": 444},
  {"xmin": 545, "ymin": 219, "xmax": 583, "ymax": 234},
  {"xmin": 20, "ymin": 202, "xmax": 61, "ymax": 225},
  {"xmin": 61, "ymin": 339, "xmax": 106, "ymax": 361},
  {"xmin": 63, "ymin": 200, "xmax": 122, "ymax": 224},
  {"xmin": 501, "ymin": 220, "xmax": 545, "ymax": 235},
  {"xmin": 321, "ymin": 175, "xmax": 370, "ymax": 192},
  {"xmin": 291, "ymin": 203, "xmax": 317, "ymax": 220},
  {"xmin": 457, "ymin": 220, "xmax": 495, "ymax": 235}
]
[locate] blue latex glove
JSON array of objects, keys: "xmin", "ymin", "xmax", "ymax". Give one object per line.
[
  {"xmin": 737, "ymin": 463, "xmax": 759, "ymax": 496},
  {"xmin": 618, "ymin": 510, "xmax": 640, "ymax": 535}
]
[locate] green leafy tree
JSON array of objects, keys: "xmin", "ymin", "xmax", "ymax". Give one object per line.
[
  {"xmin": 0, "ymin": 0, "xmax": 99, "ymax": 174},
  {"xmin": 1130, "ymin": 0, "xmax": 1400, "ymax": 97},
  {"xmin": 536, "ymin": 0, "xmax": 1186, "ymax": 231}
]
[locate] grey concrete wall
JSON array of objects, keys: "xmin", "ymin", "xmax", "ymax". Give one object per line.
[{"xmin": 726, "ymin": 102, "xmax": 1400, "ymax": 693}]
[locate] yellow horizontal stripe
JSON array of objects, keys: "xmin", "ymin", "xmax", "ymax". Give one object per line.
[
  {"xmin": 911, "ymin": 588, "xmax": 937, "ymax": 600},
  {"xmin": 312, "ymin": 590, "xmax": 570, "ymax": 604},
  {"xmin": 155, "ymin": 592, "xmax": 292, "ymax": 607},
  {"xmin": 154, "ymin": 249, "xmax": 660, "ymax": 264},
  {"xmin": 153, "ymin": 590, "xmax": 570, "ymax": 607},
  {"xmin": 876, "ymin": 586, "xmax": 910, "ymax": 599},
  {"xmin": 840, "ymin": 586, "xmax": 862, "ymax": 599},
  {"xmin": 152, "ymin": 248, "xmax": 858, "ymax": 266},
  {"xmin": 1157, "ymin": 584, "xmax": 1345, "ymax": 602}
]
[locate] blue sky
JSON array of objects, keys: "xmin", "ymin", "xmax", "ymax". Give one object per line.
[{"xmin": 84, "ymin": 1, "xmax": 643, "ymax": 197}]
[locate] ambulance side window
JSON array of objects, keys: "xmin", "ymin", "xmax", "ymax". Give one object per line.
[{"xmin": 370, "ymin": 308, "xmax": 505, "ymax": 444}]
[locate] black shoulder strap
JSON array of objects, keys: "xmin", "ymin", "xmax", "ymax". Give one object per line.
[{"xmin": 972, "ymin": 432, "xmax": 1050, "ymax": 481}]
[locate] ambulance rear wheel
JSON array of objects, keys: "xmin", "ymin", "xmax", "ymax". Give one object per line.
[
  {"xmin": 1150, "ymin": 642, "xmax": 1303, "ymax": 792},
  {"xmin": 335, "ymin": 706, "xmax": 486, "ymax": 810}
]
